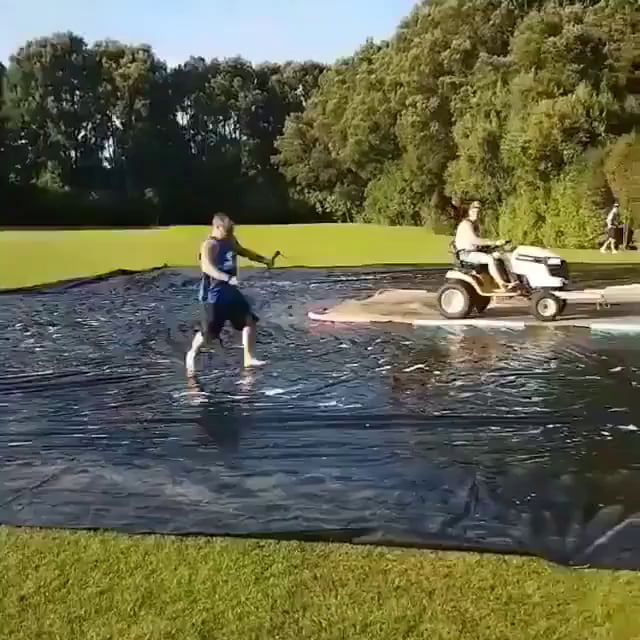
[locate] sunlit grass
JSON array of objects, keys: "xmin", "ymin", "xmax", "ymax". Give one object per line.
[
  {"xmin": 2, "ymin": 527, "xmax": 640, "ymax": 640},
  {"xmin": 1, "ymin": 223, "xmax": 638, "ymax": 289}
]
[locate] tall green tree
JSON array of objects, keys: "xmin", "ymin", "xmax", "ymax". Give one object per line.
[
  {"xmin": 239, "ymin": 61, "xmax": 326, "ymax": 219},
  {"xmin": 2, "ymin": 31, "xmax": 325, "ymax": 225},
  {"xmin": 93, "ymin": 41, "xmax": 172, "ymax": 196},
  {"xmin": 275, "ymin": 1, "xmax": 549, "ymax": 225},
  {"xmin": 274, "ymin": 41, "xmax": 387, "ymax": 221},
  {"xmin": 169, "ymin": 56, "xmax": 326, "ymax": 221},
  {"xmin": 0, "ymin": 62, "xmax": 9, "ymax": 185},
  {"xmin": 169, "ymin": 56, "xmax": 258, "ymax": 215},
  {"xmin": 275, "ymin": 0, "xmax": 640, "ymax": 244},
  {"xmin": 4, "ymin": 33, "xmax": 103, "ymax": 187}
]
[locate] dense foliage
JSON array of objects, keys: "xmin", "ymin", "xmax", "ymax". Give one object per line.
[
  {"xmin": 275, "ymin": 0, "xmax": 640, "ymax": 246},
  {"xmin": 0, "ymin": 34, "xmax": 325, "ymax": 225},
  {"xmin": 2, "ymin": 1, "xmax": 640, "ymax": 244}
]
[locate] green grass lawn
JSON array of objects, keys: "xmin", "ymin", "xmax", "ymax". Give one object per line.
[
  {"xmin": 3, "ymin": 224, "xmax": 640, "ymax": 639},
  {"xmin": 2, "ymin": 528, "xmax": 640, "ymax": 640},
  {"xmin": 1, "ymin": 223, "xmax": 639, "ymax": 289}
]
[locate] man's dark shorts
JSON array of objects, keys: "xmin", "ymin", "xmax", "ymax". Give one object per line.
[
  {"xmin": 608, "ymin": 226, "xmax": 618, "ymax": 239},
  {"xmin": 199, "ymin": 289, "xmax": 259, "ymax": 341}
]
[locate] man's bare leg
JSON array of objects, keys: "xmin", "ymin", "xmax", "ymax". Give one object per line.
[
  {"xmin": 186, "ymin": 331, "xmax": 205, "ymax": 376},
  {"xmin": 242, "ymin": 318, "xmax": 267, "ymax": 368},
  {"xmin": 488, "ymin": 257, "xmax": 512, "ymax": 292}
]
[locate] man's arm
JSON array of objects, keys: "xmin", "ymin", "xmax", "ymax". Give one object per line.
[
  {"xmin": 472, "ymin": 226, "xmax": 499, "ymax": 247},
  {"xmin": 200, "ymin": 239, "xmax": 233, "ymax": 282},
  {"xmin": 235, "ymin": 240, "xmax": 273, "ymax": 267}
]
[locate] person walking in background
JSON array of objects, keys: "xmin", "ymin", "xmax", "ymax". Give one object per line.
[{"xmin": 601, "ymin": 201, "xmax": 621, "ymax": 254}]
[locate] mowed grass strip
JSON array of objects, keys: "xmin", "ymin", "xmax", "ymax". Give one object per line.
[{"xmin": 2, "ymin": 224, "xmax": 639, "ymax": 290}]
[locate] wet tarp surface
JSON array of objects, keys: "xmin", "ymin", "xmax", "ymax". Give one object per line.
[{"xmin": 3, "ymin": 265, "xmax": 640, "ymax": 569}]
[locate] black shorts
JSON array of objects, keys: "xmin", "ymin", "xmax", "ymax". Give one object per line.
[
  {"xmin": 199, "ymin": 294, "xmax": 259, "ymax": 341},
  {"xmin": 608, "ymin": 226, "xmax": 618, "ymax": 239}
]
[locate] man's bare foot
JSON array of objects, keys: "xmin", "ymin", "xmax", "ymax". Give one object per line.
[
  {"xmin": 244, "ymin": 357, "xmax": 267, "ymax": 368},
  {"xmin": 186, "ymin": 375, "xmax": 208, "ymax": 405}
]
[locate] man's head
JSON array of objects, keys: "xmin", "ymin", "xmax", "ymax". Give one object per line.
[
  {"xmin": 468, "ymin": 200, "xmax": 481, "ymax": 222},
  {"xmin": 211, "ymin": 213, "xmax": 234, "ymax": 239}
]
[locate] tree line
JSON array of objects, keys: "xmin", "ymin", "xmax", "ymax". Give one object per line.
[
  {"xmin": 0, "ymin": 34, "xmax": 325, "ymax": 225},
  {"xmin": 2, "ymin": 1, "xmax": 640, "ymax": 247},
  {"xmin": 276, "ymin": 0, "xmax": 640, "ymax": 247}
]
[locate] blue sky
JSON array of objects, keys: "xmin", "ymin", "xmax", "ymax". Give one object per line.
[{"xmin": 1, "ymin": 0, "xmax": 417, "ymax": 66}]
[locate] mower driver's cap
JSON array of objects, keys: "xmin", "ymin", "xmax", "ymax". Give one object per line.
[{"xmin": 470, "ymin": 201, "xmax": 481, "ymax": 209}]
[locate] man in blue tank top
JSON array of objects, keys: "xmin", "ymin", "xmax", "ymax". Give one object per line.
[{"xmin": 186, "ymin": 213, "xmax": 277, "ymax": 375}]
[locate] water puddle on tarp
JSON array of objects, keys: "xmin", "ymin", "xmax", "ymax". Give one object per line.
[{"xmin": 2, "ymin": 265, "xmax": 640, "ymax": 569}]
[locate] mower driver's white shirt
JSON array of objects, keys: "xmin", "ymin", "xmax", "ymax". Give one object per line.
[
  {"xmin": 455, "ymin": 219, "xmax": 485, "ymax": 251},
  {"xmin": 606, "ymin": 207, "xmax": 618, "ymax": 228}
]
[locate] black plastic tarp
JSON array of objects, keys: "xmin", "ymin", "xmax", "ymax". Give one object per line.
[{"xmin": 3, "ymin": 266, "xmax": 640, "ymax": 569}]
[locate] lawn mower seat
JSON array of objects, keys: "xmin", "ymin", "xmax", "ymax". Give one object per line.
[{"xmin": 450, "ymin": 240, "xmax": 489, "ymax": 274}]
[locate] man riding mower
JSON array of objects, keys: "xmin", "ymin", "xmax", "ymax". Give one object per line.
[
  {"xmin": 437, "ymin": 201, "xmax": 570, "ymax": 321},
  {"xmin": 453, "ymin": 201, "xmax": 515, "ymax": 292}
]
